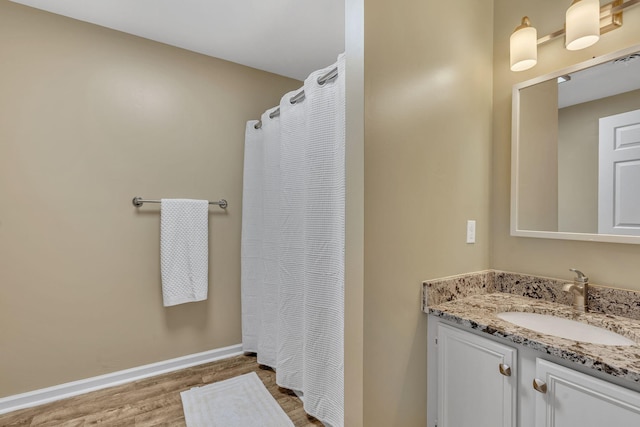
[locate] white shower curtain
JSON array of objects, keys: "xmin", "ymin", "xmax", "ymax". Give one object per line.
[{"xmin": 241, "ymin": 54, "xmax": 345, "ymax": 427}]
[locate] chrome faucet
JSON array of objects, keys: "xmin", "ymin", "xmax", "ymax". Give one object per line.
[{"xmin": 563, "ymin": 268, "xmax": 588, "ymax": 312}]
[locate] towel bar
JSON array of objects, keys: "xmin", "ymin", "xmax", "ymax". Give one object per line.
[{"xmin": 132, "ymin": 197, "xmax": 228, "ymax": 209}]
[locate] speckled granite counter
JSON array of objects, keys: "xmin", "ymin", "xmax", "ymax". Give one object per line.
[{"xmin": 423, "ymin": 271, "xmax": 640, "ymax": 385}]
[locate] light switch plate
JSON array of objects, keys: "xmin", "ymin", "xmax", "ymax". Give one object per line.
[{"xmin": 466, "ymin": 220, "xmax": 476, "ymax": 244}]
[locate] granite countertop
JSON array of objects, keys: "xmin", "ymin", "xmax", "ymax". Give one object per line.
[{"xmin": 423, "ymin": 271, "xmax": 640, "ymax": 385}]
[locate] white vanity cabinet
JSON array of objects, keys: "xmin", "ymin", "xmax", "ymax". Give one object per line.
[
  {"xmin": 533, "ymin": 359, "xmax": 640, "ymax": 427},
  {"xmin": 433, "ymin": 323, "xmax": 517, "ymax": 427},
  {"xmin": 427, "ymin": 317, "xmax": 640, "ymax": 427}
]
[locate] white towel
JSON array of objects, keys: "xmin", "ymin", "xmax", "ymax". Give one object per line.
[
  {"xmin": 160, "ymin": 199, "xmax": 209, "ymax": 307},
  {"xmin": 180, "ymin": 372, "xmax": 294, "ymax": 427}
]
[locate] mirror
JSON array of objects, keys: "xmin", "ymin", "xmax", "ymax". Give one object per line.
[{"xmin": 511, "ymin": 43, "xmax": 640, "ymax": 244}]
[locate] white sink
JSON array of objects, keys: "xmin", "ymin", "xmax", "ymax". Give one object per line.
[{"xmin": 497, "ymin": 312, "xmax": 636, "ymax": 346}]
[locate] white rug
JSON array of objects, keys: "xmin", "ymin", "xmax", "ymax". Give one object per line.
[{"xmin": 180, "ymin": 372, "xmax": 295, "ymax": 427}]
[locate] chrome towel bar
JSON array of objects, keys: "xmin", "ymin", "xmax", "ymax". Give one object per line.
[{"xmin": 132, "ymin": 197, "xmax": 228, "ymax": 209}]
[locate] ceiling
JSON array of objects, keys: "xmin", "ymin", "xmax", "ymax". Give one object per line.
[
  {"xmin": 10, "ymin": 0, "xmax": 345, "ymax": 81},
  {"xmin": 558, "ymin": 51, "xmax": 640, "ymax": 108}
]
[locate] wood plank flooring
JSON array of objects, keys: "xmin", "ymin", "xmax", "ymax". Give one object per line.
[{"xmin": 0, "ymin": 354, "xmax": 323, "ymax": 426}]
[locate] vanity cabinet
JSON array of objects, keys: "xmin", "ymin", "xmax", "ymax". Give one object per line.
[
  {"xmin": 435, "ymin": 323, "xmax": 517, "ymax": 427},
  {"xmin": 533, "ymin": 359, "xmax": 640, "ymax": 427},
  {"xmin": 427, "ymin": 318, "xmax": 640, "ymax": 427}
]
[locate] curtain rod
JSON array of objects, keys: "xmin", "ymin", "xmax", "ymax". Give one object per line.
[{"xmin": 253, "ymin": 66, "xmax": 338, "ymax": 130}]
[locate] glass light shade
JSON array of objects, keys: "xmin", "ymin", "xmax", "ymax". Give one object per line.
[
  {"xmin": 566, "ymin": 0, "xmax": 600, "ymax": 51},
  {"xmin": 510, "ymin": 19, "xmax": 537, "ymax": 72}
]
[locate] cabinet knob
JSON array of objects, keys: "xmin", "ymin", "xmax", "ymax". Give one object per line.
[
  {"xmin": 499, "ymin": 363, "xmax": 512, "ymax": 377},
  {"xmin": 533, "ymin": 378, "xmax": 547, "ymax": 394}
]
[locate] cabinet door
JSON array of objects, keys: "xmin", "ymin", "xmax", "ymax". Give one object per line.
[
  {"xmin": 534, "ymin": 359, "xmax": 640, "ymax": 426},
  {"xmin": 437, "ymin": 323, "xmax": 517, "ymax": 427}
]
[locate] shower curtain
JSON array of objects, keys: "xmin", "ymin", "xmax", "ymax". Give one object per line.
[{"xmin": 241, "ymin": 54, "xmax": 345, "ymax": 427}]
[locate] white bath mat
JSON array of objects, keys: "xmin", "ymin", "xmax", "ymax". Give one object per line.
[{"xmin": 180, "ymin": 372, "xmax": 294, "ymax": 427}]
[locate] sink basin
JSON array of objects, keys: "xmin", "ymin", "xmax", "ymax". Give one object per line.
[{"xmin": 497, "ymin": 312, "xmax": 636, "ymax": 346}]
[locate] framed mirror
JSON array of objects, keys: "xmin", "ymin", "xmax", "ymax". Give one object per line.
[{"xmin": 511, "ymin": 43, "xmax": 640, "ymax": 244}]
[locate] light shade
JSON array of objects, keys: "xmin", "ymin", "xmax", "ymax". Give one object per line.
[
  {"xmin": 566, "ymin": 0, "xmax": 600, "ymax": 51},
  {"xmin": 510, "ymin": 17, "xmax": 537, "ymax": 72}
]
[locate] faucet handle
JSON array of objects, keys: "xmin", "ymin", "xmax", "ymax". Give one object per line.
[{"xmin": 569, "ymin": 268, "xmax": 588, "ymax": 283}]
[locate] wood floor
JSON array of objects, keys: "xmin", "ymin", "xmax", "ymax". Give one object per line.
[{"xmin": 0, "ymin": 354, "xmax": 324, "ymax": 426}]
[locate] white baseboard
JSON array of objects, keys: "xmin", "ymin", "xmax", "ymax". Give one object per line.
[{"xmin": 0, "ymin": 344, "xmax": 243, "ymax": 415}]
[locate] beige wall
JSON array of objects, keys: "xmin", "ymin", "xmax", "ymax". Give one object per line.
[
  {"xmin": 518, "ymin": 79, "xmax": 558, "ymax": 231},
  {"xmin": 558, "ymin": 89, "xmax": 640, "ymax": 233},
  {"xmin": 0, "ymin": 1, "xmax": 300, "ymax": 397},
  {"xmin": 362, "ymin": 0, "xmax": 494, "ymax": 425},
  {"xmin": 492, "ymin": 0, "xmax": 640, "ymax": 290}
]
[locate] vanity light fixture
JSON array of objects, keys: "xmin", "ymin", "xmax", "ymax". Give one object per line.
[
  {"xmin": 510, "ymin": 0, "xmax": 640, "ymax": 72},
  {"xmin": 510, "ymin": 17, "xmax": 537, "ymax": 71},
  {"xmin": 566, "ymin": 0, "xmax": 601, "ymax": 50}
]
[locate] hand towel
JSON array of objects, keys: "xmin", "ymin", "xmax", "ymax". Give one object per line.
[{"xmin": 160, "ymin": 199, "xmax": 209, "ymax": 307}]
